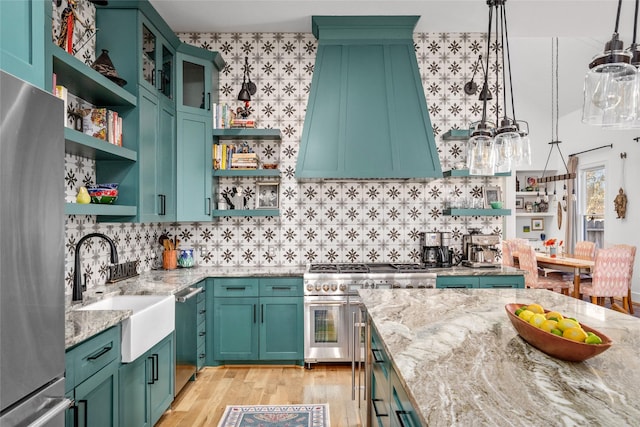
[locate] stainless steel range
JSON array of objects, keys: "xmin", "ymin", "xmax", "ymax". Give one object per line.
[{"xmin": 303, "ymin": 263, "xmax": 436, "ymax": 366}]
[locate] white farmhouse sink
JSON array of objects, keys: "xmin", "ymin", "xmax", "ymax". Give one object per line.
[{"xmin": 77, "ymin": 295, "xmax": 175, "ymax": 363}]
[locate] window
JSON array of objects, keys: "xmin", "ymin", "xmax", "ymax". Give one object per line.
[{"xmin": 579, "ymin": 164, "xmax": 605, "ymax": 248}]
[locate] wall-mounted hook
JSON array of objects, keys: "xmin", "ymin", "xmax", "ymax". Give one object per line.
[
  {"xmin": 621, "ymin": 152, "xmax": 627, "ymax": 159},
  {"xmin": 633, "ymin": 137, "xmax": 640, "ymax": 143}
]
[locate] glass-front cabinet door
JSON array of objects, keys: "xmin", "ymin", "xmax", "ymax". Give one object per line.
[
  {"xmin": 140, "ymin": 20, "xmax": 174, "ymax": 100},
  {"xmin": 176, "ymin": 52, "xmax": 213, "ymax": 116}
]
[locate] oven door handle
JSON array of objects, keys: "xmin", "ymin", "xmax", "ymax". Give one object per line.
[{"xmin": 304, "ymin": 301, "xmax": 347, "ymax": 306}]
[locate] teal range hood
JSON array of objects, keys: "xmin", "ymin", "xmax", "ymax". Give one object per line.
[{"xmin": 295, "ymin": 16, "xmax": 442, "ymax": 180}]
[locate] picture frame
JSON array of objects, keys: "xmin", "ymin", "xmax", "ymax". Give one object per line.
[
  {"xmin": 515, "ymin": 197, "xmax": 524, "ymax": 209},
  {"xmin": 525, "ymin": 202, "xmax": 533, "ymax": 212},
  {"xmin": 523, "ymin": 225, "xmax": 531, "ymax": 233},
  {"xmin": 256, "ymin": 182, "xmax": 279, "ymax": 209},
  {"xmin": 525, "ymin": 176, "xmax": 539, "ymax": 191},
  {"xmin": 531, "ymin": 218, "xmax": 545, "ymax": 231},
  {"xmin": 482, "ymin": 186, "xmax": 502, "ymax": 209}
]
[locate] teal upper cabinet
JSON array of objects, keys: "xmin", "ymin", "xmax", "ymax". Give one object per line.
[
  {"xmin": 0, "ymin": 0, "xmax": 48, "ymax": 88},
  {"xmin": 139, "ymin": 19, "xmax": 174, "ymax": 99},
  {"xmin": 175, "ymin": 45, "xmax": 224, "ymax": 221}
]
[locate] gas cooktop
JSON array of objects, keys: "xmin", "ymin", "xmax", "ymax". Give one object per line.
[{"xmin": 307, "ymin": 263, "xmax": 430, "ymax": 274}]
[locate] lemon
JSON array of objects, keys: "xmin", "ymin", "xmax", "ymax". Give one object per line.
[
  {"xmin": 540, "ymin": 319, "xmax": 558, "ymax": 333},
  {"xmin": 518, "ymin": 309, "xmax": 535, "ymax": 322},
  {"xmin": 563, "ymin": 327, "xmax": 588, "ymax": 342},
  {"xmin": 526, "ymin": 303, "xmax": 545, "ymax": 314},
  {"xmin": 556, "ymin": 318, "xmax": 580, "ymax": 332},
  {"xmin": 529, "ymin": 313, "xmax": 546, "ymax": 328},
  {"xmin": 545, "ymin": 311, "xmax": 564, "ymax": 322},
  {"xmin": 551, "ymin": 328, "xmax": 563, "ymax": 336},
  {"xmin": 585, "ymin": 334, "xmax": 603, "ymax": 345}
]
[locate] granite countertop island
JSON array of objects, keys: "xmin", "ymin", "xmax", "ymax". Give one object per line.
[{"xmin": 359, "ymin": 288, "xmax": 640, "ymax": 426}]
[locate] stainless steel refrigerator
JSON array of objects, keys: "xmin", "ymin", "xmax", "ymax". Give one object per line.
[{"xmin": 0, "ymin": 70, "xmax": 69, "ymax": 425}]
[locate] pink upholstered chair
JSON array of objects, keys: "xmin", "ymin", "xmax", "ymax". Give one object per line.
[
  {"xmin": 517, "ymin": 244, "xmax": 571, "ymax": 295},
  {"xmin": 502, "ymin": 241, "xmax": 514, "ymax": 267},
  {"xmin": 574, "ymin": 241, "xmax": 597, "ymax": 260},
  {"xmin": 580, "ymin": 245, "xmax": 636, "ymax": 313}
]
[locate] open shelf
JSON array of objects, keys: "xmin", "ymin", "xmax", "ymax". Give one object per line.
[
  {"xmin": 443, "ymin": 169, "xmax": 511, "ymax": 177},
  {"xmin": 515, "ymin": 212, "xmax": 554, "ymax": 217},
  {"xmin": 212, "ymin": 128, "xmax": 281, "ymax": 140},
  {"xmin": 213, "ymin": 169, "xmax": 280, "ymax": 177},
  {"xmin": 64, "ymin": 128, "xmax": 137, "ymax": 161},
  {"xmin": 65, "ymin": 203, "xmax": 137, "ymax": 217},
  {"xmin": 52, "ymin": 45, "xmax": 136, "ymax": 107},
  {"xmin": 212, "ymin": 209, "xmax": 280, "ymax": 217},
  {"xmin": 443, "ymin": 208, "xmax": 511, "ymax": 216}
]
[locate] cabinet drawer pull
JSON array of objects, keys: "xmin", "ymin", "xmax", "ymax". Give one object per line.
[
  {"xmin": 207, "ymin": 92, "xmax": 211, "ymax": 111},
  {"xmin": 371, "ymin": 398, "xmax": 388, "ymax": 418},
  {"xmin": 87, "ymin": 345, "xmax": 112, "ymax": 361},
  {"xmin": 79, "ymin": 399, "xmax": 88, "ymax": 427},
  {"xmin": 159, "ymin": 194, "xmax": 166, "ymax": 216},
  {"xmin": 153, "ymin": 354, "xmax": 159, "ymax": 382},
  {"xmin": 199, "ymin": 353, "xmax": 205, "ymax": 359},
  {"xmin": 271, "ymin": 286, "xmax": 292, "ymax": 291},
  {"xmin": 371, "ymin": 348, "xmax": 384, "ymax": 363},
  {"xmin": 225, "ymin": 286, "xmax": 246, "ymax": 291},
  {"xmin": 199, "ymin": 309, "xmax": 206, "ymax": 315},
  {"xmin": 206, "ymin": 197, "xmax": 211, "ymax": 215},
  {"xmin": 147, "ymin": 356, "xmax": 155, "ymax": 384},
  {"xmin": 261, "ymin": 304, "xmax": 264, "ymax": 323},
  {"xmin": 395, "ymin": 410, "xmax": 413, "ymax": 427},
  {"xmin": 199, "ymin": 331, "xmax": 206, "ymax": 337},
  {"xmin": 253, "ymin": 304, "xmax": 257, "ymax": 323}
]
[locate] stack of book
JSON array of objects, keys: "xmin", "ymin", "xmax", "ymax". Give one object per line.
[
  {"xmin": 230, "ymin": 152, "xmax": 259, "ymax": 169},
  {"xmin": 81, "ymin": 107, "xmax": 123, "ymax": 146},
  {"xmin": 231, "ymin": 118, "xmax": 256, "ymax": 128}
]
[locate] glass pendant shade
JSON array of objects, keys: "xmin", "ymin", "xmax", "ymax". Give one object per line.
[
  {"xmin": 582, "ymin": 47, "xmax": 636, "ymax": 126},
  {"xmin": 467, "ymin": 128, "xmax": 496, "ymax": 176},
  {"xmin": 512, "ymin": 132, "xmax": 531, "ymax": 167},
  {"xmin": 493, "ymin": 121, "xmax": 519, "ymax": 173}
]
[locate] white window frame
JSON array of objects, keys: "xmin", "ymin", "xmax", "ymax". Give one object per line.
[{"xmin": 577, "ymin": 160, "xmax": 606, "ymax": 247}]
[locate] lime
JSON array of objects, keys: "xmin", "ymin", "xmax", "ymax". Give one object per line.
[
  {"xmin": 550, "ymin": 328, "xmax": 563, "ymax": 336},
  {"xmin": 515, "ymin": 308, "xmax": 525, "ymax": 316},
  {"xmin": 563, "ymin": 327, "xmax": 588, "ymax": 342},
  {"xmin": 585, "ymin": 334, "xmax": 603, "ymax": 345}
]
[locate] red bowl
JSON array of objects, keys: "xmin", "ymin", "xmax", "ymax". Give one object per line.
[{"xmin": 505, "ymin": 303, "xmax": 613, "ymax": 362}]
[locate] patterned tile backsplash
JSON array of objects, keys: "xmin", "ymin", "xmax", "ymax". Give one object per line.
[{"xmin": 64, "ymin": 30, "xmax": 505, "ymax": 295}]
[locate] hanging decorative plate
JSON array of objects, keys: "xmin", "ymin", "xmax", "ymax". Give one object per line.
[{"xmin": 557, "ymin": 201, "xmax": 563, "ymax": 229}]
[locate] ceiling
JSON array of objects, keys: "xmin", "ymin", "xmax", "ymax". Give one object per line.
[{"xmin": 149, "ymin": 0, "xmax": 636, "ymax": 39}]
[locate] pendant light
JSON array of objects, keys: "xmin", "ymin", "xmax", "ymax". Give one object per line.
[
  {"xmin": 468, "ymin": 0, "xmax": 527, "ymax": 175},
  {"xmin": 582, "ymin": 0, "xmax": 639, "ymax": 127}
]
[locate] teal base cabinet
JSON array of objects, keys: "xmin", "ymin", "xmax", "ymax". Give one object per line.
[
  {"xmin": 118, "ymin": 332, "xmax": 174, "ymax": 427},
  {"xmin": 175, "ymin": 280, "xmax": 206, "ymax": 392},
  {"xmin": 370, "ymin": 326, "xmax": 422, "ymax": 427},
  {"xmin": 436, "ymin": 275, "xmax": 524, "ymax": 289},
  {"xmin": 210, "ymin": 277, "xmax": 303, "ymax": 364},
  {"xmin": 65, "ymin": 326, "xmax": 120, "ymax": 427}
]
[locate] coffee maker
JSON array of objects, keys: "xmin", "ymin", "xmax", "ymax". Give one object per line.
[
  {"xmin": 462, "ymin": 232, "xmax": 501, "ymax": 267},
  {"xmin": 438, "ymin": 232, "xmax": 454, "ymax": 267},
  {"xmin": 420, "ymin": 232, "xmax": 441, "ymax": 267}
]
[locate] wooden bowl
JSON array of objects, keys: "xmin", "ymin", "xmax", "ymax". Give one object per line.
[
  {"xmin": 263, "ymin": 163, "xmax": 278, "ymax": 169},
  {"xmin": 505, "ymin": 303, "xmax": 613, "ymax": 362}
]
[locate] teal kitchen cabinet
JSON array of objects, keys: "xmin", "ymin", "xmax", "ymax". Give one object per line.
[
  {"xmin": 1, "ymin": 0, "xmax": 48, "ymax": 88},
  {"xmin": 135, "ymin": 85, "xmax": 177, "ymax": 222},
  {"xmin": 118, "ymin": 332, "xmax": 174, "ymax": 427},
  {"xmin": 389, "ymin": 368, "xmax": 420, "ymax": 427},
  {"xmin": 370, "ymin": 326, "xmax": 391, "ymax": 427},
  {"xmin": 95, "ymin": 5, "xmax": 178, "ymax": 222},
  {"xmin": 175, "ymin": 280, "xmax": 206, "ymax": 394},
  {"xmin": 65, "ymin": 326, "xmax": 120, "ymax": 427},
  {"xmin": 211, "ymin": 277, "xmax": 303, "ymax": 363},
  {"xmin": 175, "ymin": 47, "xmax": 224, "ymax": 221},
  {"xmin": 436, "ymin": 275, "xmax": 524, "ymax": 289}
]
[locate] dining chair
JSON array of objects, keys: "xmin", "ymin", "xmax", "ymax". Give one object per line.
[
  {"xmin": 574, "ymin": 241, "xmax": 597, "ymax": 260},
  {"xmin": 502, "ymin": 240, "xmax": 515, "ymax": 267},
  {"xmin": 579, "ymin": 245, "xmax": 636, "ymax": 313},
  {"xmin": 517, "ymin": 244, "xmax": 571, "ymax": 295}
]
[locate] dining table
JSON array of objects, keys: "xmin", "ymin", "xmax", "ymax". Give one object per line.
[{"xmin": 515, "ymin": 251, "xmax": 595, "ymax": 299}]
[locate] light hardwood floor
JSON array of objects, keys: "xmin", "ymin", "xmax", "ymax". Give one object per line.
[{"xmin": 156, "ymin": 364, "xmax": 362, "ymax": 427}]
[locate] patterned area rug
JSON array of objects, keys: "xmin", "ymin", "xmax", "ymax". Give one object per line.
[{"xmin": 217, "ymin": 404, "xmax": 330, "ymax": 427}]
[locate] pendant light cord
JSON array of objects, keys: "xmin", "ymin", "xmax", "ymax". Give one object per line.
[
  {"xmin": 499, "ymin": 1, "xmax": 517, "ymax": 122},
  {"xmin": 614, "ymin": 0, "xmax": 623, "ymax": 34},
  {"xmin": 480, "ymin": 1, "xmax": 494, "ymax": 124}
]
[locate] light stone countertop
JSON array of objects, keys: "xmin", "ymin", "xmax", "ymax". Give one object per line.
[
  {"xmin": 65, "ymin": 264, "xmax": 524, "ymax": 349},
  {"xmin": 359, "ymin": 288, "xmax": 640, "ymax": 426}
]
